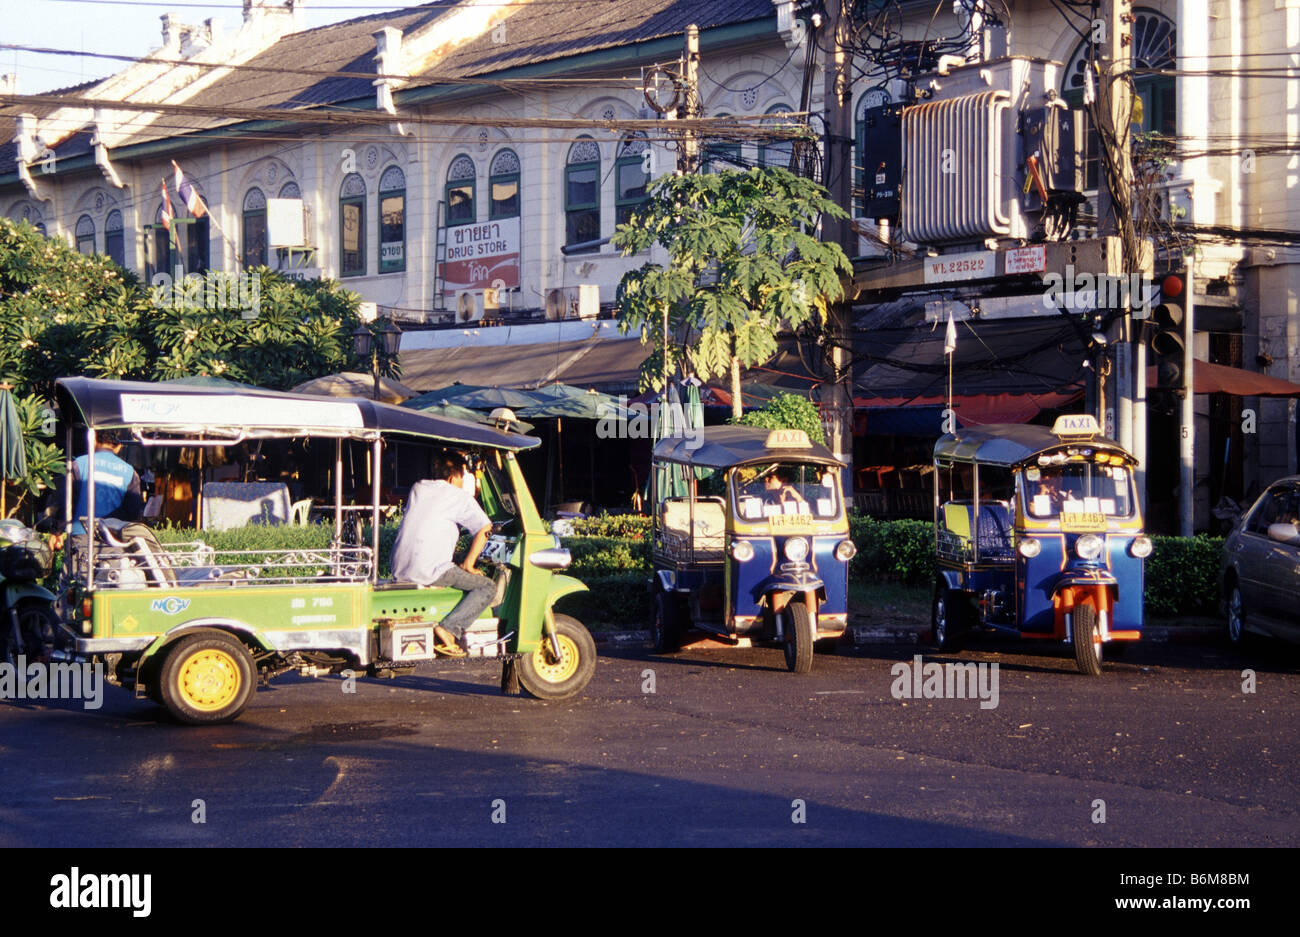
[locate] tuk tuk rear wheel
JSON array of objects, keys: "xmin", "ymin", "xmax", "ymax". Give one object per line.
[
  {"xmin": 518, "ymin": 615, "xmax": 596, "ymax": 701},
  {"xmin": 932, "ymin": 584, "xmax": 968, "ymax": 652},
  {"xmin": 1073, "ymin": 604, "xmax": 1103, "ymax": 676},
  {"xmin": 157, "ymin": 632, "xmax": 256, "ymax": 725},
  {"xmin": 651, "ymin": 590, "xmax": 684, "ymax": 654},
  {"xmin": 781, "ymin": 602, "xmax": 813, "ymax": 674}
]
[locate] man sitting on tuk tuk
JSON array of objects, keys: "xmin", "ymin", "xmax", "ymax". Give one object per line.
[{"xmin": 390, "ymin": 450, "xmax": 495, "ymax": 657}]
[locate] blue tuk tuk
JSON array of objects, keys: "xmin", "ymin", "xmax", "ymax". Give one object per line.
[
  {"xmin": 931, "ymin": 414, "xmax": 1151, "ymax": 674},
  {"xmin": 649, "ymin": 426, "xmax": 854, "ymax": 673}
]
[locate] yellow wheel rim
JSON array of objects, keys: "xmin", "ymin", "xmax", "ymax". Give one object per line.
[
  {"xmin": 530, "ymin": 634, "xmax": 580, "ymax": 684},
  {"xmin": 177, "ymin": 648, "xmax": 242, "ymax": 712}
]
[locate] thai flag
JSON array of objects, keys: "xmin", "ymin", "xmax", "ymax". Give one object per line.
[
  {"xmin": 159, "ymin": 179, "xmax": 174, "ymax": 232},
  {"xmin": 171, "ymin": 160, "xmax": 207, "ymax": 218}
]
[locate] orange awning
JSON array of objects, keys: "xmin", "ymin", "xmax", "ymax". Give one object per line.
[{"xmin": 1147, "ymin": 360, "xmax": 1300, "ymax": 396}]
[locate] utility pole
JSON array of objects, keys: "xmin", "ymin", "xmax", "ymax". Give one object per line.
[
  {"xmin": 822, "ymin": 0, "xmax": 855, "ymax": 482},
  {"xmin": 1097, "ymin": 0, "xmax": 1134, "ymax": 450},
  {"xmin": 678, "ymin": 25, "xmax": 700, "ymax": 174}
]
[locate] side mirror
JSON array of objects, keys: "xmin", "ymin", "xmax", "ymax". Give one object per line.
[{"xmin": 1266, "ymin": 522, "xmax": 1300, "ymax": 545}]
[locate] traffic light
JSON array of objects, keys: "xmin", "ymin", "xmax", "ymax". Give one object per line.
[{"xmin": 1147, "ymin": 273, "xmax": 1185, "ymax": 389}]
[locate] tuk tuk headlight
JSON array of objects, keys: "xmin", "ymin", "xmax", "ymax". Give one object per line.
[
  {"xmin": 731, "ymin": 540, "xmax": 755, "ymax": 562},
  {"xmin": 1075, "ymin": 534, "xmax": 1104, "ymax": 560},
  {"xmin": 1129, "ymin": 535, "xmax": 1153, "ymax": 558},
  {"xmin": 784, "ymin": 538, "xmax": 809, "ymax": 563},
  {"xmin": 1018, "ymin": 537, "xmax": 1041, "ymax": 558},
  {"xmin": 834, "ymin": 539, "xmax": 857, "ymax": 561}
]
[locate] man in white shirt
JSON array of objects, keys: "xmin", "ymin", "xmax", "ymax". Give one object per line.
[{"xmin": 390, "ymin": 451, "xmax": 495, "ymax": 656}]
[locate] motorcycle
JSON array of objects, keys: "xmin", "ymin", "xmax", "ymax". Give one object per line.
[{"xmin": 0, "ymin": 518, "xmax": 59, "ymax": 665}]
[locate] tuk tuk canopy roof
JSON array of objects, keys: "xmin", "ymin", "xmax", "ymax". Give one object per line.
[
  {"xmin": 54, "ymin": 377, "xmax": 540, "ymax": 451},
  {"xmin": 933, "ymin": 423, "xmax": 1132, "ymax": 467},
  {"xmin": 653, "ymin": 425, "xmax": 844, "ymax": 470}
]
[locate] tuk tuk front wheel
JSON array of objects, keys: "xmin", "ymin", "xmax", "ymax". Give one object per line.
[
  {"xmin": 781, "ymin": 601, "xmax": 813, "ymax": 674},
  {"xmin": 157, "ymin": 632, "xmax": 256, "ymax": 725},
  {"xmin": 518, "ymin": 614, "xmax": 596, "ymax": 701},
  {"xmin": 1072, "ymin": 603, "xmax": 1103, "ymax": 676}
]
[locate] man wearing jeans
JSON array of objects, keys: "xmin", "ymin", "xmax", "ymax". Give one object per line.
[{"xmin": 390, "ymin": 452, "xmax": 495, "ymax": 656}]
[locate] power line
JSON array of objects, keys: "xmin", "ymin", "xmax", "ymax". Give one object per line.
[{"xmin": 0, "ymin": 43, "xmax": 643, "ymax": 89}]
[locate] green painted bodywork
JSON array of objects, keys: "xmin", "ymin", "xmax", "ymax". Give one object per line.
[{"xmin": 104, "ymin": 450, "xmax": 584, "ymax": 666}]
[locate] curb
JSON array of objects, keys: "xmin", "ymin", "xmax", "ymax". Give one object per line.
[{"xmin": 591, "ymin": 623, "xmax": 1226, "ymax": 647}]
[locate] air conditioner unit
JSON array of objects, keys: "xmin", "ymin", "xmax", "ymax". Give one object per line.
[
  {"xmin": 544, "ymin": 285, "xmax": 600, "ymax": 321},
  {"xmin": 457, "ymin": 290, "xmax": 485, "ymax": 322}
]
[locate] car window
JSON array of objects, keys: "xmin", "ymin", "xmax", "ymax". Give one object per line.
[{"xmin": 1246, "ymin": 487, "xmax": 1291, "ymax": 535}]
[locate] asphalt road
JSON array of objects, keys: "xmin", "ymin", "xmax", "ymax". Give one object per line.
[{"xmin": 1, "ymin": 635, "xmax": 1297, "ymax": 847}]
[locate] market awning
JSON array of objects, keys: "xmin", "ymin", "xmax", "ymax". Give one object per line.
[
  {"xmin": 854, "ymin": 391, "xmax": 1082, "ymax": 433},
  {"xmin": 1146, "ymin": 359, "xmax": 1300, "ymax": 396},
  {"xmin": 399, "ymin": 336, "xmax": 647, "ymax": 392}
]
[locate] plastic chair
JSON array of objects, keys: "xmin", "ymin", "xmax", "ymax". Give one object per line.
[{"xmin": 290, "ymin": 499, "xmax": 313, "ymax": 525}]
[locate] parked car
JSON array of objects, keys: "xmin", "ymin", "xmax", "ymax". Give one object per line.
[{"xmin": 1221, "ymin": 476, "xmax": 1300, "ymax": 646}]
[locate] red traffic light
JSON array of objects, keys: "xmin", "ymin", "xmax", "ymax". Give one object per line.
[{"xmin": 1162, "ymin": 274, "xmax": 1184, "ymax": 298}]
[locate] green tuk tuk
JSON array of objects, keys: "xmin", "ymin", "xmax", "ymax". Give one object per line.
[{"xmin": 46, "ymin": 377, "xmax": 596, "ymax": 724}]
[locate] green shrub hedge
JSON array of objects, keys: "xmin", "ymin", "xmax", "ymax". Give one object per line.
[
  {"xmin": 1144, "ymin": 534, "xmax": 1224, "ymax": 617},
  {"xmin": 122, "ymin": 513, "xmax": 1224, "ymax": 623}
]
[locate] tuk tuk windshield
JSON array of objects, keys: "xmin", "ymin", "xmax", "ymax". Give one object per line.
[
  {"xmin": 1022, "ymin": 461, "xmax": 1134, "ymax": 519},
  {"xmin": 733, "ymin": 462, "xmax": 842, "ymax": 521}
]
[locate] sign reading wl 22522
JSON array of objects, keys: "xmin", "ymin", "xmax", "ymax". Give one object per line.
[{"xmin": 923, "ymin": 251, "xmax": 996, "ymax": 284}]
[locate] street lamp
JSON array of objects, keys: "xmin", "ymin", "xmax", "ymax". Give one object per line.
[{"xmin": 352, "ymin": 317, "xmax": 402, "ymax": 400}]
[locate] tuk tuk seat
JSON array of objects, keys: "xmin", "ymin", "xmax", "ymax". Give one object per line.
[
  {"xmin": 942, "ymin": 502, "xmax": 972, "ymax": 542},
  {"xmin": 975, "ymin": 502, "xmax": 1014, "ymax": 559},
  {"xmin": 660, "ymin": 497, "xmax": 726, "ymax": 561}
]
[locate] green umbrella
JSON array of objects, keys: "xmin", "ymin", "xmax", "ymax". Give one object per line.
[
  {"xmin": 444, "ymin": 387, "xmax": 548, "ymax": 411},
  {"xmin": 414, "ymin": 400, "xmax": 534, "ymax": 433},
  {"xmin": 402, "ymin": 383, "xmax": 495, "ymax": 410},
  {"xmin": 651, "ymin": 381, "xmax": 689, "ymax": 501},
  {"xmin": 0, "ymin": 386, "xmax": 27, "ymax": 518}
]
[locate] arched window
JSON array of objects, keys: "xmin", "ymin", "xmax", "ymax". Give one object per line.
[
  {"xmin": 182, "ymin": 182, "xmax": 210, "ymax": 275},
  {"xmin": 758, "ymin": 104, "xmax": 794, "ymax": 170},
  {"xmin": 148, "ymin": 203, "xmax": 173, "ymax": 279},
  {"xmin": 378, "ymin": 166, "xmax": 406, "ymax": 274},
  {"xmin": 1063, "ymin": 7, "xmax": 1176, "ymax": 190},
  {"xmin": 339, "ymin": 173, "xmax": 366, "ymax": 277},
  {"xmin": 242, "ymin": 186, "xmax": 267, "ymax": 270},
  {"xmin": 615, "ymin": 136, "xmax": 650, "ymax": 226},
  {"xmin": 445, "ymin": 155, "xmax": 476, "ymax": 226},
  {"xmin": 565, "ymin": 137, "xmax": 601, "ymax": 252},
  {"xmin": 703, "ymin": 113, "xmax": 743, "ymax": 173},
  {"xmin": 75, "ymin": 214, "xmax": 95, "ymax": 255},
  {"xmin": 278, "ymin": 181, "xmax": 300, "ymax": 199},
  {"xmin": 489, "ymin": 149, "xmax": 520, "ymax": 220},
  {"xmin": 104, "ymin": 209, "xmax": 124, "ymax": 268}
]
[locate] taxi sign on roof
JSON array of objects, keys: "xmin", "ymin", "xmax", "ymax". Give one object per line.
[
  {"xmin": 766, "ymin": 429, "xmax": 812, "ymax": 449},
  {"xmin": 1052, "ymin": 414, "xmax": 1101, "ymax": 438}
]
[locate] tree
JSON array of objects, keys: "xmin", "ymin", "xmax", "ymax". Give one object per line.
[
  {"xmin": 0, "ymin": 217, "xmax": 367, "ymax": 396},
  {"xmin": 0, "ymin": 217, "xmax": 370, "ymax": 515},
  {"xmin": 733, "ymin": 393, "xmax": 826, "ymax": 445},
  {"xmin": 612, "ymin": 167, "xmax": 852, "ymax": 419}
]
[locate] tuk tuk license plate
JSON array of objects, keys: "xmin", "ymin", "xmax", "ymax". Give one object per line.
[{"xmin": 1060, "ymin": 511, "xmax": 1107, "ymax": 532}]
